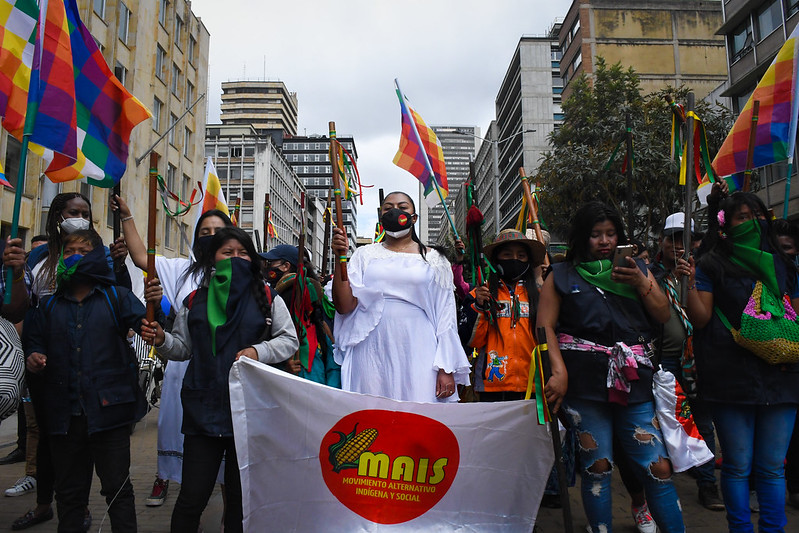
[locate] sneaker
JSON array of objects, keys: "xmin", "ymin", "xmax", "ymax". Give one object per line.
[
  {"xmin": 146, "ymin": 477, "xmax": 168, "ymax": 506},
  {"xmin": 0, "ymin": 447, "xmax": 25, "ymax": 465},
  {"xmin": 11, "ymin": 507, "xmax": 53, "ymax": 531},
  {"xmin": 4, "ymin": 476, "xmax": 36, "ymax": 497},
  {"xmin": 698, "ymin": 484, "xmax": 725, "ymax": 511},
  {"xmin": 631, "ymin": 502, "xmax": 657, "ymax": 533}
]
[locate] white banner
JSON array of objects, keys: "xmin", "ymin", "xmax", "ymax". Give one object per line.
[{"xmin": 229, "ymin": 358, "xmax": 555, "ymax": 532}]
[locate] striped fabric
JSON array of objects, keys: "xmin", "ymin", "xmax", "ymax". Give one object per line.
[
  {"xmin": 0, "ymin": 317, "xmax": 24, "ymax": 422},
  {"xmin": 0, "ymin": 0, "xmax": 37, "ymax": 138}
]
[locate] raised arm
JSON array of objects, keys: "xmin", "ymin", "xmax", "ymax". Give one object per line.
[
  {"xmin": 331, "ymin": 227, "xmax": 357, "ymax": 314},
  {"xmin": 111, "ymin": 195, "xmax": 149, "ymax": 272}
]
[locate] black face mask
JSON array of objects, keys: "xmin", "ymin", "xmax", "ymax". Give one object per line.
[
  {"xmin": 496, "ymin": 259, "xmax": 530, "ymax": 281},
  {"xmin": 193, "ymin": 235, "xmax": 213, "ymax": 257},
  {"xmin": 380, "ymin": 208, "xmax": 414, "ymax": 233},
  {"xmin": 265, "ymin": 266, "xmax": 284, "ymax": 283}
]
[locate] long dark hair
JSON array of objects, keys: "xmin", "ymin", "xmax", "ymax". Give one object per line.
[
  {"xmin": 565, "ymin": 201, "xmax": 628, "ymax": 264},
  {"xmin": 182, "ymin": 209, "xmax": 234, "ymax": 283},
  {"xmin": 200, "ymin": 227, "xmax": 272, "ymax": 321},
  {"xmin": 382, "ymin": 191, "xmax": 429, "ymax": 260},
  {"xmin": 486, "ymin": 243, "xmax": 539, "ymax": 333},
  {"xmin": 698, "ymin": 192, "xmax": 792, "ymax": 283},
  {"xmin": 42, "ymin": 192, "xmax": 97, "ymax": 288}
]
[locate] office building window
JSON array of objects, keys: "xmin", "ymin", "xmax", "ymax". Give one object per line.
[
  {"xmin": 93, "ymin": 0, "xmax": 105, "ymax": 18},
  {"xmin": 152, "ymin": 97, "xmax": 162, "ymax": 132},
  {"xmin": 188, "ymin": 35, "xmax": 197, "ymax": 65},
  {"xmin": 118, "ymin": 2, "xmax": 130, "ymax": 44},
  {"xmin": 184, "ymin": 127, "xmax": 192, "ymax": 158},
  {"xmin": 171, "ymin": 63, "xmax": 181, "ymax": 97},
  {"xmin": 169, "ymin": 114, "xmax": 178, "ymax": 145},
  {"xmin": 174, "ymin": 15, "xmax": 184, "ymax": 48},
  {"xmin": 156, "ymin": 45, "xmax": 166, "ymax": 80},
  {"xmin": 186, "ymin": 80, "xmax": 195, "ymax": 109},
  {"xmin": 757, "ymin": 0, "xmax": 782, "ymax": 40},
  {"xmin": 159, "ymin": 0, "xmax": 168, "ymax": 26},
  {"xmin": 789, "ymin": 0, "xmax": 799, "ymax": 17},
  {"xmin": 730, "ymin": 20, "xmax": 754, "ymax": 63},
  {"xmin": 114, "ymin": 61, "xmax": 126, "ymax": 86}
]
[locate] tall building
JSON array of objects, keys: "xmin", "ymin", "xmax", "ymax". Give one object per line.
[
  {"xmin": 559, "ymin": 0, "xmax": 728, "ymax": 99},
  {"xmin": 423, "ymin": 126, "xmax": 479, "ymax": 246},
  {"xmin": 478, "ymin": 31, "xmax": 563, "ymax": 235},
  {"xmin": 717, "ymin": 0, "xmax": 799, "ymax": 216},
  {"xmin": 220, "ymin": 81, "xmax": 299, "ymax": 136},
  {"xmin": 282, "ymin": 135, "xmax": 359, "ymax": 268},
  {"xmin": 204, "ymin": 124, "xmax": 305, "ymax": 258},
  {"xmin": 0, "ymin": 0, "xmax": 210, "ymax": 259}
]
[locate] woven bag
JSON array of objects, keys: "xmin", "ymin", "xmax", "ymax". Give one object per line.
[{"xmin": 715, "ymin": 280, "xmax": 799, "ymax": 365}]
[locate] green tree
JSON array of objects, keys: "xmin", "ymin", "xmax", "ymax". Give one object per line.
[{"xmin": 536, "ymin": 58, "xmax": 733, "ymax": 242}]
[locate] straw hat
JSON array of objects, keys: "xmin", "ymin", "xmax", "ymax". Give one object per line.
[{"xmin": 483, "ymin": 229, "xmax": 547, "ymax": 266}]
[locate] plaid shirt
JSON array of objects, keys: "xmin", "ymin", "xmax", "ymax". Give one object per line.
[{"xmin": 0, "ymin": 263, "xmax": 33, "ymax": 301}]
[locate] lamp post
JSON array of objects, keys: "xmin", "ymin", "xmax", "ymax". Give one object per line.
[{"xmin": 456, "ymin": 128, "xmax": 535, "ymax": 234}]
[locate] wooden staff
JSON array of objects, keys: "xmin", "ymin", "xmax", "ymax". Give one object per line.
[
  {"xmin": 321, "ymin": 188, "xmax": 332, "ymax": 278},
  {"xmin": 743, "ymin": 100, "xmax": 760, "ymax": 192},
  {"xmin": 681, "ymin": 93, "xmax": 695, "ymax": 303},
  {"xmin": 519, "ymin": 168, "xmax": 549, "ymax": 267},
  {"xmin": 537, "ymin": 327, "xmax": 574, "ymax": 533},
  {"xmin": 146, "ymin": 152, "xmax": 159, "ymax": 322},
  {"xmin": 329, "ymin": 121, "xmax": 348, "ymax": 282}
]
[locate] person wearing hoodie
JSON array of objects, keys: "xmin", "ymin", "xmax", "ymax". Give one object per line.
[{"xmin": 25, "ymin": 230, "xmax": 162, "ymax": 533}]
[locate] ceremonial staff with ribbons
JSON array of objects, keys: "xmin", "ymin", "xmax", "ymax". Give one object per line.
[{"xmin": 329, "ymin": 121, "xmax": 349, "ymax": 282}]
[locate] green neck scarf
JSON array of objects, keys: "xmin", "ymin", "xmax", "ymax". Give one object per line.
[
  {"xmin": 728, "ymin": 219, "xmax": 780, "ymax": 298},
  {"xmin": 207, "ymin": 258, "xmax": 233, "ymax": 356},
  {"xmin": 56, "ymin": 252, "xmax": 82, "ymax": 286},
  {"xmin": 575, "ymin": 259, "xmax": 639, "ymax": 300}
]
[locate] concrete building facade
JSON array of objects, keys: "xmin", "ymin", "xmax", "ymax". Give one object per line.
[
  {"xmin": 220, "ymin": 80, "xmax": 299, "ymax": 137},
  {"xmin": 0, "ymin": 0, "xmax": 210, "ymax": 260},
  {"xmin": 559, "ymin": 0, "xmax": 729, "ymax": 100},
  {"xmin": 204, "ymin": 124, "xmax": 305, "ymax": 256},
  {"xmin": 718, "ymin": 0, "xmax": 799, "ymax": 216}
]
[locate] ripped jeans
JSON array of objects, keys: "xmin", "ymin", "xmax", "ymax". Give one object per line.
[{"xmin": 565, "ymin": 398, "xmax": 685, "ymax": 533}]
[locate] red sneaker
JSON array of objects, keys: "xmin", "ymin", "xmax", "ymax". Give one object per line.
[{"xmin": 146, "ymin": 477, "xmax": 169, "ymax": 507}]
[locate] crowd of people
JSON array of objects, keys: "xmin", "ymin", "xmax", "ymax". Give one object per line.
[{"xmin": 0, "ymin": 185, "xmax": 797, "ymax": 533}]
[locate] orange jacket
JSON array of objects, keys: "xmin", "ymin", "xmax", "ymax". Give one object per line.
[{"xmin": 468, "ymin": 281, "xmax": 536, "ymax": 393}]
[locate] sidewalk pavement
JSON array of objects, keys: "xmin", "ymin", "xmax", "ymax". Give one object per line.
[{"xmin": 1, "ymin": 408, "xmax": 797, "ymax": 532}]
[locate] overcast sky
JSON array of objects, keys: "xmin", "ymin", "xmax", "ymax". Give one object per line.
[{"xmin": 190, "ymin": 0, "xmax": 573, "ymax": 237}]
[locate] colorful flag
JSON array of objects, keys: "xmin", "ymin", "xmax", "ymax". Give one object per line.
[
  {"xmin": 711, "ymin": 23, "xmax": 799, "ymax": 177},
  {"xmin": 392, "ymin": 79, "xmax": 448, "ymax": 207},
  {"xmin": 229, "ymin": 358, "xmax": 554, "ymax": 532},
  {"xmin": 230, "ymin": 197, "xmax": 241, "ymax": 227},
  {"xmin": 0, "ymin": 0, "xmax": 38, "ymax": 139},
  {"xmin": 0, "ymin": 160, "xmax": 11, "ymax": 188},
  {"xmin": 41, "ymin": 0, "xmax": 150, "ymax": 186},
  {"xmin": 267, "ymin": 209, "xmax": 277, "ymax": 239},
  {"xmin": 373, "ymin": 221, "xmax": 385, "ymax": 243},
  {"xmin": 198, "ymin": 157, "xmax": 229, "ymax": 217}
]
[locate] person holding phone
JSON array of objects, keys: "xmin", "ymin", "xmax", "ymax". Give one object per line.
[{"xmin": 537, "ymin": 201, "xmax": 683, "ymax": 533}]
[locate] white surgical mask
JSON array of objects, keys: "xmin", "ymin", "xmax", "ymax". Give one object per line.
[
  {"xmin": 60, "ymin": 217, "xmax": 90, "ymax": 234},
  {"xmin": 385, "ymin": 228, "xmax": 412, "ymax": 239}
]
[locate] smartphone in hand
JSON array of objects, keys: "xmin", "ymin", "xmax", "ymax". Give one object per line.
[{"xmin": 613, "ymin": 244, "xmax": 635, "ymax": 268}]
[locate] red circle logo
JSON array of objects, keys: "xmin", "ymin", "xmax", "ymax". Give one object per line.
[
  {"xmin": 319, "ymin": 410, "xmax": 459, "ymax": 524},
  {"xmin": 398, "ymin": 213, "xmax": 409, "ymax": 227}
]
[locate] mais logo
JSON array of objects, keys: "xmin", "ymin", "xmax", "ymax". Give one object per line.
[{"xmin": 319, "ymin": 410, "xmax": 459, "ymax": 524}]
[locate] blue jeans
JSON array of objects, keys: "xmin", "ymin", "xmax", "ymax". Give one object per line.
[
  {"xmin": 710, "ymin": 402, "xmax": 797, "ymax": 533},
  {"xmin": 564, "ymin": 398, "xmax": 685, "ymax": 533},
  {"xmin": 660, "ymin": 358, "xmax": 717, "ymax": 487}
]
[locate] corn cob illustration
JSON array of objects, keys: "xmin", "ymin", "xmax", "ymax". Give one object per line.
[{"xmin": 328, "ymin": 424, "xmax": 378, "ymax": 473}]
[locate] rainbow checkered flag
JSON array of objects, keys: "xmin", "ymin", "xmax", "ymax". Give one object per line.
[
  {"xmin": 392, "ymin": 79, "xmax": 448, "ymax": 207},
  {"xmin": 712, "ymin": 23, "xmax": 799, "ymax": 178},
  {"xmin": 0, "ymin": 0, "xmax": 38, "ymax": 140}
]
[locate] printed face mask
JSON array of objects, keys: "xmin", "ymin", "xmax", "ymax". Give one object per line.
[
  {"xmin": 60, "ymin": 217, "xmax": 90, "ymax": 234},
  {"xmin": 381, "ymin": 208, "xmax": 414, "ymax": 238}
]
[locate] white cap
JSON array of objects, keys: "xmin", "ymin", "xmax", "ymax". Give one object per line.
[{"xmin": 663, "ymin": 212, "xmax": 695, "ymax": 237}]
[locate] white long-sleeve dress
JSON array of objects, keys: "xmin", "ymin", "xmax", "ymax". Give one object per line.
[{"xmin": 333, "ymin": 243, "xmax": 471, "ymax": 403}]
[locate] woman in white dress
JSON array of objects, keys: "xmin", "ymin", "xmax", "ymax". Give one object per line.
[
  {"xmin": 331, "ymin": 191, "xmax": 470, "ymax": 402},
  {"xmin": 113, "ymin": 195, "xmax": 232, "ymax": 505}
]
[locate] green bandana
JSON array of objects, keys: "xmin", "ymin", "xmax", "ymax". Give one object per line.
[
  {"xmin": 56, "ymin": 252, "xmax": 82, "ymax": 286},
  {"xmin": 728, "ymin": 219, "xmax": 782, "ymax": 313},
  {"xmin": 575, "ymin": 259, "xmax": 639, "ymax": 300},
  {"xmin": 207, "ymin": 258, "xmax": 233, "ymax": 356}
]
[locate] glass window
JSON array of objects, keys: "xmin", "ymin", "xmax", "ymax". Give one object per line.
[
  {"xmin": 4, "ymin": 136, "xmax": 21, "ymax": 188},
  {"xmin": 159, "ymin": 0, "xmax": 168, "ymax": 26},
  {"xmin": 171, "ymin": 63, "xmax": 181, "ymax": 97},
  {"xmin": 152, "ymin": 97, "xmax": 162, "ymax": 132},
  {"xmin": 114, "ymin": 61, "xmax": 126, "ymax": 86},
  {"xmin": 184, "ymin": 127, "xmax": 191, "ymax": 158},
  {"xmin": 188, "ymin": 35, "xmax": 197, "ymax": 65},
  {"xmin": 169, "ymin": 113, "xmax": 178, "ymax": 145},
  {"xmin": 573, "ymin": 50, "xmax": 582, "ymax": 71},
  {"xmin": 118, "ymin": 2, "xmax": 130, "ymax": 44},
  {"xmin": 165, "ymin": 216, "xmax": 175, "ymax": 249},
  {"xmin": 156, "ymin": 45, "xmax": 166, "ymax": 80},
  {"xmin": 186, "ymin": 80, "xmax": 194, "ymax": 109},
  {"xmin": 730, "ymin": 20, "xmax": 754, "ymax": 62},
  {"xmin": 757, "ymin": 1, "xmax": 782, "ymax": 40},
  {"xmin": 174, "ymin": 15, "xmax": 183, "ymax": 47},
  {"xmin": 93, "ymin": 0, "xmax": 105, "ymax": 19},
  {"xmin": 167, "ymin": 163, "xmax": 176, "ymax": 191},
  {"xmin": 789, "ymin": 0, "xmax": 799, "ymax": 18}
]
